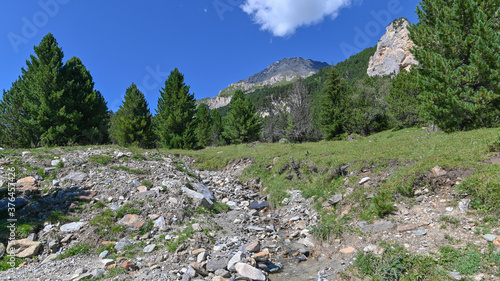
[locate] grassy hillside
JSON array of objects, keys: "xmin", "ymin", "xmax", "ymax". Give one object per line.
[{"xmin": 169, "ymin": 127, "xmax": 500, "ymax": 214}]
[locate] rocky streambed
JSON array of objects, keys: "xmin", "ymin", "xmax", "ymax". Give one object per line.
[{"xmin": 0, "ymin": 147, "xmax": 499, "ymax": 280}]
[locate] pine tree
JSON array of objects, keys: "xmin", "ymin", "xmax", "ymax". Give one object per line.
[
  {"xmin": 60, "ymin": 57, "xmax": 109, "ymax": 144},
  {"xmin": 0, "ymin": 33, "xmax": 109, "ymax": 147},
  {"xmin": 111, "ymin": 83, "xmax": 154, "ymax": 148},
  {"xmin": 320, "ymin": 65, "xmax": 350, "ymax": 140},
  {"xmin": 386, "ymin": 70, "xmax": 421, "ymax": 128},
  {"xmin": 154, "ymin": 68, "xmax": 196, "ymax": 149},
  {"xmin": 409, "ymin": 0, "xmax": 500, "ymax": 131},
  {"xmin": 222, "ymin": 90, "xmax": 261, "ymax": 144},
  {"xmin": 210, "ymin": 108, "xmax": 224, "ymax": 146},
  {"xmin": 194, "ymin": 104, "xmax": 212, "ymax": 148},
  {"xmin": 0, "ymin": 79, "xmax": 39, "ymax": 147}
]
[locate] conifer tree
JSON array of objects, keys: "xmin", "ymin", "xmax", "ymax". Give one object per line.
[
  {"xmin": 154, "ymin": 68, "xmax": 196, "ymax": 149},
  {"xmin": 111, "ymin": 83, "xmax": 154, "ymax": 148},
  {"xmin": 194, "ymin": 104, "xmax": 212, "ymax": 148},
  {"xmin": 0, "ymin": 33, "xmax": 109, "ymax": 147},
  {"xmin": 386, "ymin": 70, "xmax": 420, "ymax": 128},
  {"xmin": 409, "ymin": 0, "xmax": 500, "ymax": 131},
  {"xmin": 222, "ymin": 90, "xmax": 261, "ymax": 144},
  {"xmin": 320, "ymin": 65, "xmax": 350, "ymax": 140},
  {"xmin": 0, "ymin": 79, "xmax": 39, "ymax": 147},
  {"xmin": 210, "ymin": 108, "xmax": 224, "ymax": 146}
]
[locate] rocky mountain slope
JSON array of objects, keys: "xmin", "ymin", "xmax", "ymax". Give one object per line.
[
  {"xmin": 367, "ymin": 18, "xmax": 418, "ymax": 77},
  {"xmin": 1, "ymin": 141, "xmax": 499, "ymax": 280},
  {"xmin": 200, "ymin": 58, "xmax": 328, "ymax": 109}
]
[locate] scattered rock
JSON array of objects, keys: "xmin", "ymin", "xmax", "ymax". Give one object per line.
[
  {"xmin": 115, "ymin": 238, "xmax": 132, "ymax": 251},
  {"xmin": 6, "ymin": 239, "xmax": 42, "ymax": 258},
  {"xmin": 227, "ymin": 252, "xmax": 242, "ymax": 272},
  {"xmin": 193, "ymin": 183, "xmax": 217, "ymax": 202},
  {"xmin": 62, "ymin": 171, "xmax": 88, "ymax": 183},
  {"xmin": 60, "ymin": 222, "xmax": 85, "ymax": 232},
  {"xmin": 235, "ymin": 263, "xmax": 266, "ymax": 281},
  {"xmin": 0, "ymin": 243, "xmax": 5, "ymax": 258},
  {"xmin": 328, "ymin": 193, "xmax": 343, "ymax": 205},
  {"xmin": 359, "ymin": 177, "xmax": 370, "ymax": 184},
  {"xmin": 182, "ymin": 186, "xmax": 214, "ymax": 208},
  {"xmin": 359, "ymin": 221, "xmax": 394, "ymax": 233},
  {"xmin": 458, "ymin": 199, "xmax": 471, "ymax": 213},
  {"xmin": 41, "ymin": 253, "xmax": 58, "ymax": 264},
  {"xmin": 190, "ymin": 262, "xmax": 208, "ymax": 276},
  {"xmin": 101, "ymin": 259, "xmax": 115, "ymax": 267},
  {"xmin": 482, "ymin": 234, "xmax": 498, "ymax": 242},
  {"xmin": 397, "ymin": 224, "xmax": 418, "ymax": 233},
  {"xmin": 245, "ymin": 241, "xmax": 261, "ymax": 253},
  {"xmin": 153, "ymin": 216, "xmax": 168, "ymax": 231},
  {"xmin": 215, "ymin": 268, "xmax": 231, "ymax": 278},
  {"xmin": 121, "ymin": 261, "xmax": 137, "ymax": 271},
  {"xmin": 339, "ymin": 247, "xmax": 356, "ymax": 254},
  {"xmin": 118, "ymin": 214, "xmax": 144, "ymax": 228},
  {"xmin": 414, "ymin": 229, "xmax": 427, "ymax": 236},
  {"xmin": 431, "ymin": 166, "xmax": 447, "ymax": 177},
  {"xmin": 493, "ymin": 237, "xmax": 500, "ymax": 246},
  {"xmin": 206, "ymin": 259, "xmax": 227, "ymax": 272},
  {"xmin": 252, "ymin": 251, "xmax": 269, "ymax": 262},
  {"xmin": 17, "ymin": 176, "xmax": 36, "ymax": 190},
  {"xmin": 99, "ymin": 250, "xmax": 108, "ymax": 259},
  {"xmin": 78, "ymin": 190, "xmax": 97, "ymax": 201},
  {"xmin": 248, "ymin": 200, "xmax": 270, "ymax": 210},
  {"xmin": 143, "ymin": 244, "xmax": 156, "ymax": 253}
]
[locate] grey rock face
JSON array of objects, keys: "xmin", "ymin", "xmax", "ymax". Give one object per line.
[{"xmin": 367, "ymin": 18, "xmax": 418, "ymax": 77}]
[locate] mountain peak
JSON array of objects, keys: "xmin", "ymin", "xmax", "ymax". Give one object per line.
[{"xmin": 242, "ymin": 57, "xmax": 329, "ymax": 84}]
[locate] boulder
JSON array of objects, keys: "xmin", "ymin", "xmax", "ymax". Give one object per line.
[
  {"xmin": 235, "ymin": 263, "xmax": 266, "ymax": 281},
  {"xmin": 17, "ymin": 176, "xmax": 36, "ymax": 189},
  {"xmin": 7, "ymin": 239, "xmax": 42, "ymax": 258}
]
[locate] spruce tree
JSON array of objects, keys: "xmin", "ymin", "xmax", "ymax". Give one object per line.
[
  {"xmin": 194, "ymin": 104, "xmax": 212, "ymax": 148},
  {"xmin": 0, "ymin": 33, "xmax": 109, "ymax": 147},
  {"xmin": 0, "ymin": 79, "xmax": 39, "ymax": 147},
  {"xmin": 320, "ymin": 65, "xmax": 350, "ymax": 140},
  {"xmin": 386, "ymin": 70, "xmax": 421, "ymax": 128},
  {"xmin": 154, "ymin": 68, "xmax": 196, "ymax": 149},
  {"xmin": 210, "ymin": 108, "xmax": 224, "ymax": 146},
  {"xmin": 222, "ymin": 90, "xmax": 261, "ymax": 144},
  {"xmin": 409, "ymin": 0, "xmax": 500, "ymax": 131},
  {"xmin": 111, "ymin": 83, "xmax": 154, "ymax": 148}
]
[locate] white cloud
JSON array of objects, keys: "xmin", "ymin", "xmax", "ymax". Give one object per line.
[{"xmin": 241, "ymin": 0, "xmax": 352, "ymax": 37}]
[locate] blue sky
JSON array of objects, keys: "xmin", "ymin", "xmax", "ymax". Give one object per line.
[{"xmin": 1, "ymin": 0, "xmax": 420, "ymax": 112}]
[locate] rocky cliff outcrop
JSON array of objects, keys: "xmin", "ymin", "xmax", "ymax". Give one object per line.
[{"xmin": 367, "ymin": 18, "xmax": 418, "ymax": 77}]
